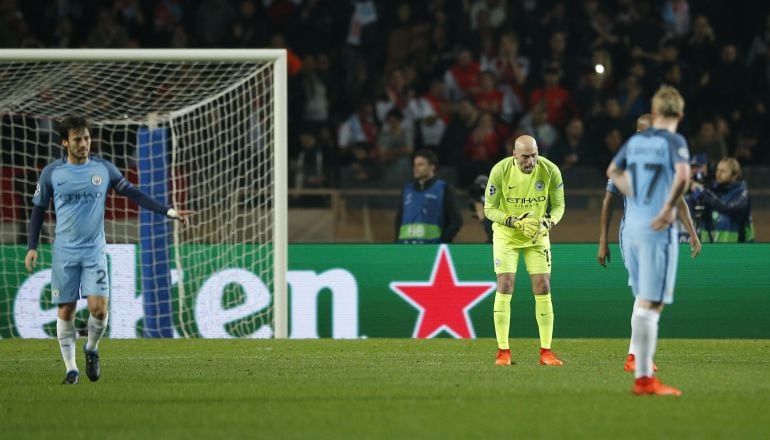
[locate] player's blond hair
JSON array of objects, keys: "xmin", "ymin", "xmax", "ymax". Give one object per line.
[{"xmin": 652, "ymin": 86, "xmax": 685, "ymax": 118}]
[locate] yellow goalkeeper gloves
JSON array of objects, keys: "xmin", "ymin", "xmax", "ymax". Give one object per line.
[
  {"xmin": 504, "ymin": 211, "xmax": 541, "ymax": 241},
  {"xmin": 504, "ymin": 213, "xmax": 556, "ymax": 243},
  {"xmin": 529, "ymin": 216, "xmax": 556, "ymax": 243}
]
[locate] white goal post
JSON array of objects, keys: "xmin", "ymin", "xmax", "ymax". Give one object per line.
[{"xmin": 0, "ymin": 49, "xmax": 288, "ymax": 339}]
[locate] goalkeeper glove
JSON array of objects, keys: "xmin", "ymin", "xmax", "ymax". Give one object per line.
[
  {"xmin": 526, "ymin": 216, "xmax": 556, "ymax": 243},
  {"xmin": 505, "ymin": 212, "xmax": 543, "ymax": 240},
  {"xmin": 504, "ymin": 211, "xmax": 533, "ymax": 228},
  {"xmin": 540, "ymin": 215, "xmax": 556, "ymax": 231}
]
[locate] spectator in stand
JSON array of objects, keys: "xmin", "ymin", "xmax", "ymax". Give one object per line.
[
  {"xmin": 470, "ymin": 8, "xmax": 498, "ymax": 60},
  {"xmin": 733, "ymin": 126, "xmax": 762, "ymax": 166},
  {"xmin": 625, "ymin": 1, "xmax": 665, "ymax": 65},
  {"xmin": 474, "ymin": 70, "xmax": 504, "ymax": 119},
  {"xmin": 576, "ymin": 68, "xmax": 612, "ymax": 120},
  {"xmin": 618, "ymin": 74, "xmax": 647, "ymax": 125},
  {"xmin": 412, "ymin": 78, "xmax": 451, "ymax": 124},
  {"xmin": 661, "ymin": 0, "xmax": 691, "ymax": 40},
  {"xmin": 528, "ymin": 65, "xmax": 575, "ymax": 130},
  {"xmin": 683, "ymin": 14, "xmax": 718, "ymax": 71},
  {"xmin": 690, "ymin": 119, "xmax": 728, "ymax": 167},
  {"xmin": 424, "ymin": 18, "xmax": 454, "ymax": 80},
  {"xmin": 590, "ymin": 7, "xmax": 622, "ymax": 52},
  {"xmin": 414, "ymin": 105, "xmax": 446, "ymax": 153},
  {"xmin": 377, "ymin": 108, "xmax": 413, "ymax": 181},
  {"xmin": 536, "ymin": 30, "xmax": 580, "ymax": 91},
  {"xmin": 462, "ymin": 111, "xmax": 501, "ymax": 186},
  {"xmin": 518, "ymin": 101, "xmax": 559, "ymax": 157},
  {"xmin": 550, "ymin": 118, "xmax": 592, "ymax": 170},
  {"xmin": 589, "ymin": 97, "xmax": 627, "ymax": 148},
  {"xmin": 705, "ymin": 43, "xmax": 750, "ymax": 126},
  {"xmin": 375, "ymin": 66, "xmax": 415, "ymax": 132},
  {"xmin": 439, "ymin": 98, "xmax": 480, "ymax": 167},
  {"xmin": 469, "ymin": 0, "xmax": 507, "ymax": 31},
  {"xmin": 345, "ymin": 58, "xmax": 377, "ymax": 115},
  {"xmin": 690, "ymin": 157, "xmax": 755, "ymax": 242},
  {"xmin": 298, "ymin": 54, "xmax": 330, "ymax": 132},
  {"xmin": 444, "ymin": 47, "xmax": 481, "ymax": 101},
  {"xmin": 338, "ymin": 100, "xmax": 378, "ymax": 165},
  {"xmin": 483, "ymin": 31, "xmax": 528, "ymax": 120},
  {"xmin": 385, "ymin": 2, "xmax": 415, "ymax": 70}
]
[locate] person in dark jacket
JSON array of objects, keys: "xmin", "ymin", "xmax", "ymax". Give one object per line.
[
  {"xmin": 690, "ymin": 157, "xmax": 755, "ymax": 242},
  {"xmin": 395, "ymin": 150, "xmax": 462, "ymax": 243}
]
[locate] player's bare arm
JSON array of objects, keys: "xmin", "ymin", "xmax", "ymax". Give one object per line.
[
  {"xmin": 675, "ymin": 196, "xmax": 701, "ymax": 257},
  {"xmin": 598, "ymin": 191, "xmax": 614, "ymax": 267}
]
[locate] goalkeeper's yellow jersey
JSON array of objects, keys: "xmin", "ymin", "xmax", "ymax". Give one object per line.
[{"xmin": 484, "ymin": 155, "xmax": 565, "ymax": 246}]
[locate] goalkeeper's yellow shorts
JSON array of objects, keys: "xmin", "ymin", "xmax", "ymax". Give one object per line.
[{"xmin": 492, "ymin": 237, "xmax": 552, "ymax": 275}]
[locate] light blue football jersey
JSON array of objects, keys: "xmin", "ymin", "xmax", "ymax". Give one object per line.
[
  {"xmin": 32, "ymin": 156, "xmax": 132, "ymax": 260},
  {"xmin": 611, "ymin": 128, "xmax": 690, "ymax": 243}
]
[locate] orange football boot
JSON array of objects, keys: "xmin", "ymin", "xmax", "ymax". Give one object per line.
[
  {"xmin": 632, "ymin": 376, "xmax": 681, "ymax": 396},
  {"xmin": 495, "ymin": 349, "xmax": 512, "ymax": 366},
  {"xmin": 539, "ymin": 348, "xmax": 564, "ymax": 366}
]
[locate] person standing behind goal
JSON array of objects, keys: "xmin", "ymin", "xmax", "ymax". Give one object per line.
[
  {"xmin": 607, "ymin": 86, "xmax": 690, "ymax": 396},
  {"xmin": 24, "ymin": 116, "xmax": 193, "ymax": 385},
  {"xmin": 484, "ymin": 134, "xmax": 565, "ymax": 366}
]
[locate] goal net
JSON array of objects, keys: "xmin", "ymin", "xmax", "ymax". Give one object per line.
[{"xmin": 0, "ymin": 49, "xmax": 287, "ymax": 339}]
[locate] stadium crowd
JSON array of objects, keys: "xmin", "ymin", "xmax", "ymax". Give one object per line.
[{"xmin": 3, "ymin": 0, "xmax": 770, "ymax": 191}]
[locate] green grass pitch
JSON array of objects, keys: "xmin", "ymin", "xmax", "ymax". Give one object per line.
[{"xmin": 1, "ymin": 338, "xmax": 769, "ymax": 439}]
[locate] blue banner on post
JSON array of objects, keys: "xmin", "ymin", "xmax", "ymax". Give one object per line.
[{"xmin": 137, "ymin": 127, "xmax": 173, "ymax": 337}]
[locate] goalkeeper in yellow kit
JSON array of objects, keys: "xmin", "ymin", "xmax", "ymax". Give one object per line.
[{"xmin": 484, "ymin": 134, "xmax": 565, "ymax": 366}]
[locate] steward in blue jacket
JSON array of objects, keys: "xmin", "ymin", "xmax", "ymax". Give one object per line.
[{"xmin": 395, "ymin": 150, "xmax": 463, "ymax": 243}]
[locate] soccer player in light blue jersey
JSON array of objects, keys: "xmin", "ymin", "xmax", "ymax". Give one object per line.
[
  {"xmin": 598, "ymin": 114, "xmax": 701, "ymax": 373},
  {"xmin": 607, "ymin": 87, "xmax": 690, "ymax": 396},
  {"xmin": 24, "ymin": 116, "xmax": 193, "ymax": 385}
]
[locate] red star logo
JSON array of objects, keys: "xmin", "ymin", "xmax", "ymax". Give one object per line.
[{"xmin": 390, "ymin": 245, "xmax": 496, "ymax": 338}]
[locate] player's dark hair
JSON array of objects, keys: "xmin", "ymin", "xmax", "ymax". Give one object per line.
[
  {"xmin": 413, "ymin": 149, "xmax": 438, "ymax": 167},
  {"xmin": 58, "ymin": 116, "xmax": 90, "ymax": 141}
]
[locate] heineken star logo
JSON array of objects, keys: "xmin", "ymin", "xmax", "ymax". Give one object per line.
[{"xmin": 390, "ymin": 245, "xmax": 496, "ymax": 338}]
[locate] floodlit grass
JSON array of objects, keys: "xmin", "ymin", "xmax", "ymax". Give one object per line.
[{"xmin": 1, "ymin": 338, "xmax": 768, "ymax": 439}]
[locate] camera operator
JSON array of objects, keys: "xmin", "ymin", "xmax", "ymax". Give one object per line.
[{"xmin": 689, "ymin": 157, "xmax": 755, "ymax": 243}]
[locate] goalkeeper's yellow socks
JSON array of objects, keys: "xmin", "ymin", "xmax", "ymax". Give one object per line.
[
  {"xmin": 535, "ymin": 293, "xmax": 554, "ymax": 349},
  {"xmin": 493, "ymin": 292, "xmax": 512, "ymax": 350},
  {"xmin": 56, "ymin": 318, "xmax": 78, "ymax": 372}
]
